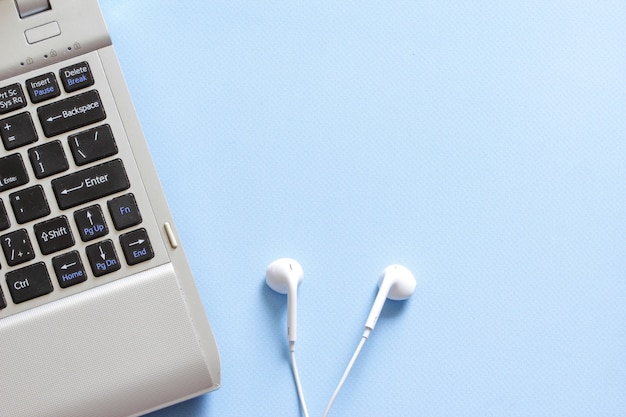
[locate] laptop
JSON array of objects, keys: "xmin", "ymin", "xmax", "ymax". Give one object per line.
[{"xmin": 0, "ymin": 1, "xmax": 221, "ymax": 416}]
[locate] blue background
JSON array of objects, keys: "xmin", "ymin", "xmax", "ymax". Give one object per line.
[{"xmin": 99, "ymin": 2, "xmax": 625, "ymax": 416}]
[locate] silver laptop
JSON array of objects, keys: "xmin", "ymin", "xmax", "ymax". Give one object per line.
[{"xmin": 0, "ymin": 1, "xmax": 221, "ymax": 416}]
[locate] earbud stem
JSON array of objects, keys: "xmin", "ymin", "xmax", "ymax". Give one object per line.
[
  {"xmin": 364, "ymin": 276, "xmax": 392, "ymax": 331},
  {"xmin": 287, "ymin": 280, "xmax": 298, "ymax": 342}
]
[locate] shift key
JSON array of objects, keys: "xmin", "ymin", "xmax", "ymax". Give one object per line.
[
  {"xmin": 37, "ymin": 90, "xmax": 106, "ymax": 137},
  {"xmin": 52, "ymin": 159, "xmax": 130, "ymax": 209}
]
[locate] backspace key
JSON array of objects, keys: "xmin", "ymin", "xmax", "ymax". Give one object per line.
[{"xmin": 37, "ymin": 90, "xmax": 105, "ymax": 137}]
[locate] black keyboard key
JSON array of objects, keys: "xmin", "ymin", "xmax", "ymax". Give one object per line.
[
  {"xmin": 10, "ymin": 185, "xmax": 50, "ymax": 224},
  {"xmin": 0, "ymin": 153, "xmax": 29, "ymax": 192},
  {"xmin": 74, "ymin": 205, "xmax": 108, "ymax": 241},
  {"xmin": 1, "ymin": 112, "xmax": 38, "ymax": 150},
  {"xmin": 119, "ymin": 228, "xmax": 154, "ymax": 266},
  {"xmin": 60, "ymin": 62, "xmax": 94, "ymax": 93},
  {"xmin": 6, "ymin": 262, "xmax": 53, "ymax": 304},
  {"xmin": 1, "ymin": 229, "xmax": 35, "ymax": 267},
  {"xmin": 68, "ymin": 124, "xmax": 118, "ymax": 166},
  {"xmin": 34, "ymin": 216, "xmax": 74, "ymax": 255},
  {"xmin": 51, "ymin": 159, "xmax": 130, "ymax": 210},
  {"xmin": 37, "ymin": 90, "xmax": 106, "ymax": 138},
  {"xmin": 108, "ymin": 193, "xmax": 142, "ymax": 230},
  {"xmin": 0, "ymin": 288, "xmax": 5, "ymax": 309},
  {"xmin": 85, "ymin": 239, "xmax": 120, "ymax": 277},
  {"xmin": 25, "ymin": 72, "xmax": 61, "ymax": 104},
  {"xmin": 0, "ymin": 199, "xmax": 9, "ymax": 231},
  {"xmin": 52, "ymin": 251, "xmax": 87, "ymax": 288},
  {"xmin": 0, "ymin": 83, "xmax": 27, "ymax": 115},
  {"xmin": 28, "ymin": 140, "xmax": 69, "ymax": 179}
]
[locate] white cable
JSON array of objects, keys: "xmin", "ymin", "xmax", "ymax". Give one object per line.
[
  {"xmin": 323, "ymin": 329, "xmax": 371, "ymax": 417},
  {"xmin": 289, "ymin": 341, "xmax": 310, "ymax": 417}
]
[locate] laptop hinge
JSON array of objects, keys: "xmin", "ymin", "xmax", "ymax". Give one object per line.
[{"xmin": 14, "ymin": 0, "xmax": 51, "ymax": 18}]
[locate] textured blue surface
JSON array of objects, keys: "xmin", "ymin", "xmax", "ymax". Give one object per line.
[{"xmin": 99, "ymin": 1, "xmax": 626, "ymax": 416}]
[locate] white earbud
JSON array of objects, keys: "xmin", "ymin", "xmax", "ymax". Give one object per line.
[
  {"xmin": 266, "ymin": 258, "xmax": 310, "ymax": 416},
  {"xmin": 364, "ymin": 264, "xmax": 416, "ymax": 332},
  {"xmin": 323, "ymin": 264, "xmax": 417, "ymax": 417},
  {"xmin": 266, "ymin": 258, "xmax": 304, "ymax": 343}
]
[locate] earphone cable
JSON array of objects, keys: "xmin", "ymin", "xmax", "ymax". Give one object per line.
[
  {"xmin": 322, "ymin": 329, "xmax": 370, "ymax": 417},
  {"xmin": 289, "ymin": 342, "xmax": 310, "ymax": 417}
]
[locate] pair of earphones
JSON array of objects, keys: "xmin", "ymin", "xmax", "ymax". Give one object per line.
[{"xmin": 266, "ymin": 258, "xmax": 417, "ymax": 417}]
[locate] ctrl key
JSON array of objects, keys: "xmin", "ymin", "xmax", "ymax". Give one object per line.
[{"xmin": 6, "ymin": 262, "xmax": 53, "ymax": 304}]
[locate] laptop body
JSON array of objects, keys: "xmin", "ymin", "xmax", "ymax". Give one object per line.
[{"xmin": 0, "ymin": 1, "xmax": 221, "ymax": 416}]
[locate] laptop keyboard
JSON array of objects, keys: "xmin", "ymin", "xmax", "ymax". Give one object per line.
[{"xmin": 0, "ymin": 52, "xmax": 169, "ymax": 315}]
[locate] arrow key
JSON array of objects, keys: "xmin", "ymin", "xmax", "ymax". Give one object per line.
[
  {"xmin": 85, "ymin": 239, "xmax": 120, "ymax": 277},
  {"xmin": 74, "ymin": 204, "xmax": 108, "ymax": 242},
  {"xmin": 119, "ymin": 228, "xmax": 154, "ymax": 266},
  {"xmin": 52, "ymin": 251, "xmax": 87, "ymax": 288}
]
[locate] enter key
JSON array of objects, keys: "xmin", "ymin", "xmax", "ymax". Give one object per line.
[{"xmin": 51, "ymin": 159, "xmax": 130, "ymax": 210}]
